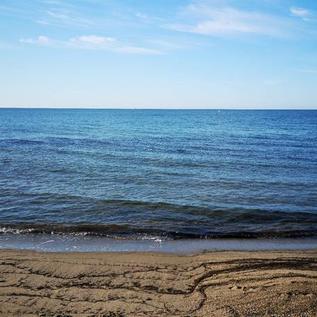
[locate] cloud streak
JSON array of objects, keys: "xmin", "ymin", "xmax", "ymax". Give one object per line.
[
  {"xmin": 290, "ymin": 7, "xmax": 310, "ymax": 20},
  {"xmin": 20, "ymin": 35, "xmax": 51, "ymax": 45},
  {"xmin": 167, "ymin": 1, "xmax": 291, "ymax": 37},
  {"xmin": 69, "ymin": 35, "xmax": 161, "ymax": 54},
  {"xmin": 19, "ymin": 34, "xmax": 162, "ymax": 55},
  {"xmin": 44, "ymin": 9, "xmax": 95, "ymax": 27},
  {"xmin": 69, "ymin": 35, "xmax": 116, "ymax": 47}
]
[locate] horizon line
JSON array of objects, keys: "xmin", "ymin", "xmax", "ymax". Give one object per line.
[{"xmin": 0, "ymin": 106, "xmax": 316, "ymax": 110}]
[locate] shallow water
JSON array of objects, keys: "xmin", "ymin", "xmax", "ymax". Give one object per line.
[
  {"xmin": 0, "ymin": 109, "xmax": 316, "ymax": 239},
  {"xmin": 1, "ymin": 234, "xmax": 317, "ymax": 253}
]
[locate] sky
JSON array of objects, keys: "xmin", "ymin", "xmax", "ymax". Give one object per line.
[{"xmin": 0, "ymin": 0, "xmax": 317, "ymax": 109}]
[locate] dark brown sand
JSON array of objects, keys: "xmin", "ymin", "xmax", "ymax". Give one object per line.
[{"xmin": 0, "ymin": 249, "xmax": 317, "ymax": 316}]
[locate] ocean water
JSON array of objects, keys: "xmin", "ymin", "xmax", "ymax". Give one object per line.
[{"xmin": 0, "ymin": 109, "xmax": 317, "ymax": 240}]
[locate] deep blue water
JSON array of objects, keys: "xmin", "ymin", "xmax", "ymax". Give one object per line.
[{"xmin": 0, "ymin": 109, "xmax": 317, "ymax": 239}]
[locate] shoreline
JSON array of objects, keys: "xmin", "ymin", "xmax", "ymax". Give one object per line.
[
  {"xmin": 1, "ymin": 249, "xmax": 317, "ymax": 316},
  {"xmin": 1, "ymin": 233, "xmax": 317, "ymax": 253}
]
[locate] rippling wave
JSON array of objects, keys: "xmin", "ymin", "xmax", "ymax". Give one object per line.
[
  {"xmin": 0, "ymin": 109, "xmax": 316, "ymax": 240},
  {"xmin": 1, "ymin": 196, "xmax": 317, "ymax": 238}
]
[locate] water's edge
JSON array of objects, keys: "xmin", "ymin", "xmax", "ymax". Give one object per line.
[
  {"xmin": 1, "ymin": 214, "xmax": 317, "ymax": 239},
  {"xmin": 1, "ymin": 233, "xmax": 317, "ymax": 254}
]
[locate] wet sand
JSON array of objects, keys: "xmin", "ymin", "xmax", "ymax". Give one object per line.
[{"xmin": 0, "ymin": 249, "xmax": 317, "ymax": 316}]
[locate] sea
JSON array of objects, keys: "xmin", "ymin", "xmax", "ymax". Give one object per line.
[{"xmin": 0, "ymin": 109, "xmax": 316, "ymax": 252}]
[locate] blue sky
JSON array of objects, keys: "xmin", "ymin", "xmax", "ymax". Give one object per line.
[{"xmin": 0, "ymin": 0, "xmax": 317, "ymax": 108}]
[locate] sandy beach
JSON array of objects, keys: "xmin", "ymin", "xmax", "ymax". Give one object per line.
[{"xmin": 0, "ymin": 249, "xmax": 316, "ymax": 316}]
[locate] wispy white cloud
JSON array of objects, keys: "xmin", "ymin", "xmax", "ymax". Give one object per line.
[
  {"xmin": 167, "ymin": 1, "xmax": 290, "ymax": 37},
  {"xmin": 69, "ymin": 35, "xmax": 162, "ymax": 54},
  {"xmin": 20, "ymin": 35, "xmax": 51, "ymax": 45},
  {"xmin": 19, "ymin": 34, "xmax": 162, "ymax": 55},
  {"xmin": 45, "ymin": 9, "xmax": 94, "ymax": 27},
  {"xmin": 69, "ymin": 35, "xmax": 116, "ymax": 48},
  {"xmin": 290, "ymin": 7, "xmax": 310, "ymax": 20},
  {"xmin": 0, "ymin": 2, "xmax": 94, "ymax": 28}
]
